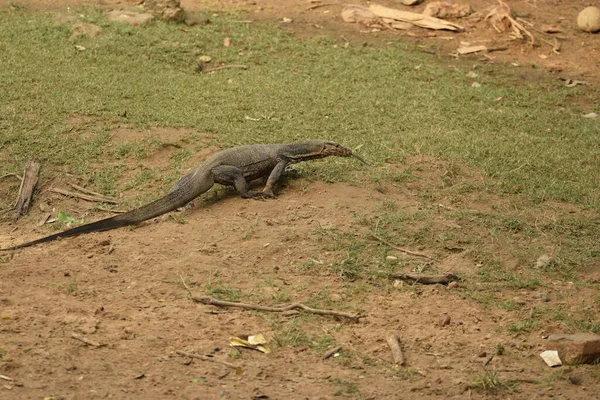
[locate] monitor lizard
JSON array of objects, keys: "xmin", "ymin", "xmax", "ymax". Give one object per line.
[{"xmin": 0, "ymin": 140, "xmax": 367, "ymax": 251}]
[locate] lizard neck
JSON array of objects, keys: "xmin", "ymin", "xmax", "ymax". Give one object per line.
[{"xmin": 279, "ymin": 141, "xmax": 328, "ymax": 162}]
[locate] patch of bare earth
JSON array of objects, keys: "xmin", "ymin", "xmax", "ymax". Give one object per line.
[
  {"xmin": 2, "ymin": 143, "xmax": 599, "ymax": 398},
  {"xmin": 1, "ymin": 1, "xmax": 600, "ymax": 399}
]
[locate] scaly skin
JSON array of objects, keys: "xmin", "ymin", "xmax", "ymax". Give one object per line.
[{"xmin": 0, "ymin": 140, "xmax": 366, "ymax": 251}]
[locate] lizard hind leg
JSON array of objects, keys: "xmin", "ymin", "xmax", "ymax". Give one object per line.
[{"xmin": 211, "ymin": 165, "xmax": 264, "ymax": 199}]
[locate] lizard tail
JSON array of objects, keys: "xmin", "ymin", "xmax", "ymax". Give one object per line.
[{"xmin": 1, "ymin": 169, "xmax": 214, "ymax": 251}]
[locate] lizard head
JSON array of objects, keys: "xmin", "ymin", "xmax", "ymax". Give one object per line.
[
  {"xmin": 320, "ymin": 141, "xmax": 369, "ymax": 165},
  {"xmin": 287, "ymin": 141, "xmax": 369, "ymax": 165}
]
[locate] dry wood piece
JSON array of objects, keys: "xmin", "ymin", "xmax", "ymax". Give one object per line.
[
  {"xmin": 323, "ymin": 346, "xmax": 342, "ymax": 359},
  {"xmin": 386, "ymin": 334, "xmax": 406, "ymax": 366},
  {"xmin": 192, "ymin": 296, "xmax": 360, "ymax": 322},
  {"xmin": 485, "ymin": 0, "xmax": 534, "ymax": 45},
  {"xmin": 13, "ymin": 159, "xmax": 40, "ymax": 221},
  {"xmin": 71, "ymin": 332, "xmax": 105, "ymax": 347},
  {"xmin": 176, "ymin": 350, "xmax": 240, "ymax": 369},
  {"xmin": 371, "ymin": 234, "xmax": 438, "ymax": 261},
  {"xmin": 389, "ymin": 272, "xmax": 458, "ymax": 285},
  {"xmin": 50, "ymin": 187, "xmax": 119, "ymax": 204},
  {"xmin": 369, "ymin": 4, "xmax": 464, "ymax": 31}
]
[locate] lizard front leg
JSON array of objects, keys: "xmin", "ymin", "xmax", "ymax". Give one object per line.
[
  {"xmin": 211, "ymin": 165, "xmax": 264, "ymax": 199},
  {"xmin": 262, "ymin": 158, "xmax": 289, "ymax": 198}
]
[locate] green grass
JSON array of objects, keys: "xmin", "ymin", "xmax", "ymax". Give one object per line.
[{"xmin": 0, "ymin": 7, "xmax": 599, "ymax": 211}]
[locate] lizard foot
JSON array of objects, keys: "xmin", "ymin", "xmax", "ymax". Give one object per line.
[{"xmin": 242, "ymin": 191, "xmax": 273, "ymax": 200}]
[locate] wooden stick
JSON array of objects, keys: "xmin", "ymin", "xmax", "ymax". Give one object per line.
[
  {"xmin": 68, "ymin": 183, "xmax": 115, "ymax": 200},
  {"xmin": 306, "ymin": 3, "xmax": 337, "ymax": 12},
  {"xmin": 323, "ymin": 346, "xmax": 342, "ymax": 359},
  {"xmin": 13, "ymin": 159, "xmax": 40, "ymax": 221},
  {"xmin": 191, "ymin": 296, "xmax": 360, "ymax": 322},
  {"xmin": 371, "ymin": 234, "xmax": 438, "ymax": 261},
  {"xmin": 71, "ymin": 332, "xmax": 105, "ymax": 347},
  {"xmin": 203, "ymin": 64, "xmax": 249, "ymax": 73},
  {"xmin": 50, "ymin": 188, "xmax": 119, "ymax": 204},
  {"xmin": 388, "ymin": 272, "xmax": 458, "ymax": 285},
  {"xmin": 386, "ymin": 334, "xmax": 405, "ymax": 366},
  {"xmin": 0, "ymin": 374, "xmax": 12, "ymax": 381},
  {"xmin": 176, "ymin": 350, "xmax": 239, "ymax": 369},
  {"xmin": 94, "ymin": 206, "xmax": 126, "ymax": 214}
]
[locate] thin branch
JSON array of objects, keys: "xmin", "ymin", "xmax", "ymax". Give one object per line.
[
  {"xmin": 203, "ymin": 64, "xmax": 249, "ymax": 73},
  {"xmin": 68, "ymin": 183, "xmax": 113, "ymax": 199},
  {"xmin": 180, "ymin": 274, "xmax": 193, "ymax": 299},
  {"xmin": 371, "ymin": 234, "xmax": 438, "ymax": 261},
  {"xmin": 71, "ymin": 332, "xmax": 105, "ymax": 347},
  {"xmin": 0, "ymin": 173, "xmax": 23, "ymax": 181},
  {"xmin": 176, "ymin": 350, "xmax": 240, "ymax": 369},
  {"xmin": 305, "ymin": 3, "xmax": 337, "ymax": 12},
  {"xmin": 50, "ymin": 187, "xmax": 119, "ymax": 204},
  {"xmin": 388, "ymin": 272, "xmax": 458, "ymax": 285},
  {"xmin": 192, "ymin": 296, "xmax": 360, "ymax": 322},
  {"xmin": 94, "ymin": 205, "xmax": 126, "ymax": 214}
]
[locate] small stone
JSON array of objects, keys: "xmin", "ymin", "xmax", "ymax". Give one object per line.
[
  {"xmin": 106, "ymin": 10, "xmax": 155, "ymax": 25},
  {"xmin": 535, "ymin": 254, "xmax": 554, "ymax": 269},
  {"xmin": 145, "ymin": 0, "xmax": 185, "ymax": 22},
  {"xmin": 184, "ymin": 13, "xmax": 210, "ymax": 26},
  {"xmin": 385, "ymin": 255, "xmax": 398, "ymax": 264},
  {"xmin": 282, "ymin": 17, "xmax": 293, "ymax": 23},
  {"xmin": 477, "ymin": 351, "xmax": 487, "ymax": 358},
  {"xmin": 448, "ymin": 281, "xmax": 459, "ymax": 289},
  {"xmin": 439, "ymin": 314, "xmax": 451, "ymax": 327},
  {"xmin": 471, "ymin": 82, "xmax": 481, "ymax": 88},
  {"xmin": 224, "ymin": 37, "xmax": 232, "ymax": 47},
  {"xmin": 536, "ymin": 291, "xmax": 550, "ymax": 302},
  {"xmin": 466, "ymin": 71, "xmax": 478, "ymax": 78},
  {"xmin": 577, "ymin": 6, "xmax": 600, "ymax": 33},
  {"xmin": 568, "ymin": 376, "xmax": 582, "ymax": 385},
  {"xmin": 540, "ymin": 350, "xmax": 562, "ymax": 367},
  {"xmin": 547, "ymin": 333, "xmax": 600, "ymax": 364},
  {"xmin": 583, "ymin": 112, "xmax": 598, "ymax": 119},
  {"xmin": 198, "ymin": 55, "xmax": 212, "ymax": 63}
]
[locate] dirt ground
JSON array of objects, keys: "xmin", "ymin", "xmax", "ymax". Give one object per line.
[{"xmin": 1, "ymin": 1, "xmax": 600, "ymax": 399}]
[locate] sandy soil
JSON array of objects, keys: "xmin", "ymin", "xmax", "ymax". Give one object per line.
[{"xmin": 1, "ymin": 1, "xmax": 599, "ymax": 399}]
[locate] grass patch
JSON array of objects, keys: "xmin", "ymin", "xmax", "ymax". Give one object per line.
[
  {"xmin": 0, "ymin": 7, "xmax": 599, "ymax": 211},
  {"xmin": 469, "ymin": 369, "xmax": 518, "ymax": 393}
]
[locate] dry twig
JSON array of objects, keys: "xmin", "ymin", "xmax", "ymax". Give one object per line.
[
  {"xmin": 176, "ymin": 350, "xmax": 240, "ymax": 369},
  {"xmin": 68, "ymin": 183, "xmax": 114, "ymax": 199},
  {"xmin": 203, "ymin": 64, "xmax": 249, "ymax": 73},
  {"xmin": 388, "ymin": 272, "xmax": 458, "ymax": 285},
  {"xmin": 50, "ymin": 187, "xmax": 119, "ymax": 204},
  {"xmin": 0, "ymin": 173, "xmax": 23, "ymax": 181},
  {"xmin": 371, "ymin": 234, "xmax": 438, "ymax": 261},
  {"xmin": 71, "ymin": 332, "xmax": 105, "ymax": 347},
  {"xmin": 192, "ymin": 296, "xmax": 359, "ymax": 322},
  {"xmin": 386, "ymin": 334, "xmax": 405, "ymax": 366}
]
